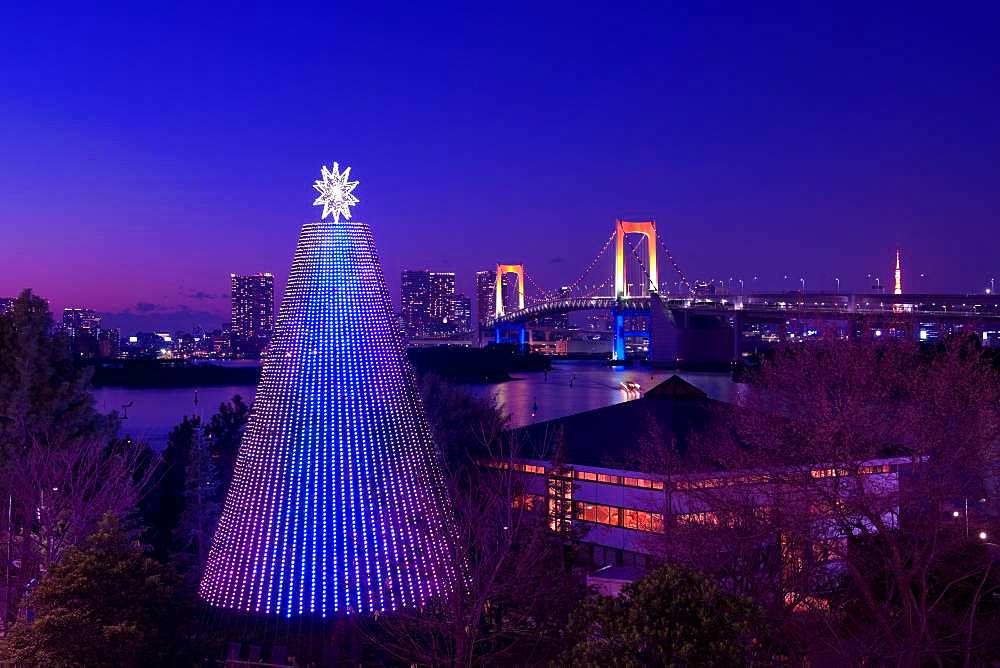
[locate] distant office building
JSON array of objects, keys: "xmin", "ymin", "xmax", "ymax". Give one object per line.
[
  {"xmin": 453, "ymin": 294, "xmax": 472, "ymax": 336},
  {"xmin": 583, "ymin": 313, "xmax": 612, "ymax": 332},
  {"xmin": 62, "ymin": 307, "xmax": 101, "ymax": 337},
  {"xmin": 693, "ymin": 282, "xmax": 717, "ymax": 298},
  {"xmin": 401, "ymin": 270, "xmax": 431, "ymax": 339},
  {"xmin": 0, "ymin": 297, "xmax": 13, "ymax": 316},
  {"xmin": 475, "ymin": 270, "xmax": 496, "ymax": 345},
  {"xmin": 429, "ymin": 272, "xmax": 456, "ymax": 335},
  {"xmin": 175, "ymin": 331, "xmax": 197, "ymax": 357},
  {"xmin": 214, "ymin": 323, "xmax": 234, "ymax": 357},
  {"xmin": 475, "ymin": 270, "xmax": 495, "ymax": 323},
  {"xmin": 533, "ymin": 286, "xmax": 571, "ymax": 330},
  {"xmin": 122, "ymin": 331, "xmax": 165, "ymax": 358},
  {"xmin": 62, "ymin": 307, "xmax": 102, "ymax": 358},
  {"xmin": 401, "ymin": 270, "xmax": 456, "ymax": 339},
  {"xmin": 98, "ymin": 328, "xmax": 121, "ymax": 359},
  {"xmin": 231, "ymin": 273, "xmax": 275, "ymax": 358}
]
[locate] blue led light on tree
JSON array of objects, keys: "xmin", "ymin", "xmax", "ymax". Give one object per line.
[{"xmin": 200, "ymin": 165, "xmax": 455, "ymax": 617}]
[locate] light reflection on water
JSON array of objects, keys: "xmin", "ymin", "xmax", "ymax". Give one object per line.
[
  {"xmin": 466, "ymin": 361, "xmax": 741, "ymax": 428},
  {"xmin": 93, "ymin": 361, "xmax": 741, "ymax": 449}
]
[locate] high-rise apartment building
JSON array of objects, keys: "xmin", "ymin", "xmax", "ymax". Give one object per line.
[
  {"xmin": 98, "ymin": 328, "xmax": 121, "ymax": 359},
  {"xmin": 475, "ymin": 270, "xmax": 497, "ymax": 346},
  {"xmin": 400, "ymin": 270, "xmax": 456, "ymax": 339},
  {"xmin": 401, "ymin": 270, "xmax": 431, "ymax": 339},
  {"xmin": 532, "ymin": 286, "xmax": 571, "ymax": 330},
  {"xmin": 452, "ymin": 294, "xmax": 472, "ymax": 337},
  {"xmin": 0, "ymin": 297, "xmax": 14, "ymax": 316},
  {"xmin": 231, "ymin": 273, "xmax": 275, "ymax": 358},
  {"xmin": 475, "ymin": 270, "xmax": 495, "ymax": 326},
  {"xmin": 215, "ymin": 323, "xmax": 234, "ymax": 357},
  {"xmin": 62, "ymin": 307, "xmax": 102, "ymax": 358},
  {"xmin": 62, "ymin": 307, "xmax": 101, "ymax": 337},
  {"xmin": 428, "ymin": 272, "xmax": 455, "ymax": 335}
]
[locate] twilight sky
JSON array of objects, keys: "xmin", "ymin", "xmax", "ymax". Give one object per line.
[{"xmin": 2, "ymin": 2, "xmax": 999, "ymax": 331}]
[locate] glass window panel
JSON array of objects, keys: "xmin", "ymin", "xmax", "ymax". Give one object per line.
[{"xmin": 596, "ymin": 505, "xmax": 610, "ymax": 525}]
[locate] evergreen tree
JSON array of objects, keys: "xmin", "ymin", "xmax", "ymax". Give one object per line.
[
  {"xmin": 142, "ymin": 396, "xmax": 247, "ymax": 565},
  {"xmin": 1, "ymin": 515, "xmax": 185, "ymax": 668},
  {"xmin": 172, "ymin": 429, "xmax": 220, "ymax": 582},
  {"xmin": 560, "ymin": 565, "xmax": 769, "ymax": 666},
  {"xmin": 142, "ymin": 415, "xmax": 200, "ymax": 559},
  {"xmin": 204, "ymin": 394, "xmax": 249, "ymax": 498},
  {"xmin": 0, "ymin": 290, "xmax": 116, "ymax": 456}
]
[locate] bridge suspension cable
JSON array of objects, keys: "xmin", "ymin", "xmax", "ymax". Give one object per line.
[
  {"xmin": 580, "ymin": 275, "xmax": 613, "ymax": 298},
  {"xmin": 525, "ymin": 233, "xmax": 646, "ymax": 305},
  {"xmin": 656, "ymin": 234, "xmax": 694, "ymax": 295},
  {"xmin": 563, "ymin": 230, "xmax": 616, "ymax": 295},
  {"xmin": 524, "ymin": 271, "xmax": 558, "ymax": 301},
  {"xmin": 522, "ymin": 231, "xmax": 617, "ymax": 301},
  {"xmin": 625, "ymin": 232, "xmax": 658, "ymax": 297}
]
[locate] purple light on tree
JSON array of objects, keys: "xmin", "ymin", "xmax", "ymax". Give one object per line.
[{"xmin": 200, "ymin": 165, "xmax": 455, "ymax": 617}]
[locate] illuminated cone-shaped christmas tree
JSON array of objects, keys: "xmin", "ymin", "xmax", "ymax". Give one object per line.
[{"xmin": 200, "ymin": 164, "xmax": 455, "ymax": 617}]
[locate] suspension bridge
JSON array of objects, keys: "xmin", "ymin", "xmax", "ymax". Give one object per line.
[
  {"xmin": 485, "ymin": 219, "xmax": 1000, "ymax": 364},
  {"xmin": 487, "ymin": 219, "xmax": 691, "ymax": 361}
]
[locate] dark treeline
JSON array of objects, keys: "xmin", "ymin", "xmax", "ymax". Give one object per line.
[
  {"xmin": 88, "ymin": 343, "xmax": 550, "ymax": 388},
  {"xmin": 90, "ymin": 359, "xmax": 261, "ymax": 388},
  {"xmin": 406, "ymin": 344, "xmax": 550, "ymax": 383}
]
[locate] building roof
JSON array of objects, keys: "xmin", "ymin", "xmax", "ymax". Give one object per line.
[
  {"xmin": 509, "ymin": 375, "xmax": 726, "ymax": 471},
  {"xmin": 643, "ymin": 374, "xmax": 709, "ymax": 400}
]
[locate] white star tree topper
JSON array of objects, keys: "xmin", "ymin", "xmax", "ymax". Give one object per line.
[{"xmin": 312, "ymin": 162, "xmax": 359, "ymax": 222}]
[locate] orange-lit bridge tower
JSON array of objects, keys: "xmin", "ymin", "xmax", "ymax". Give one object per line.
[
  {"xmin": 494, "ymin": 263, "xmax": 526, "ymax": 346},
  {"xmin": 613, "ymin": 219, "xmax": 658, "ymax": 361}
]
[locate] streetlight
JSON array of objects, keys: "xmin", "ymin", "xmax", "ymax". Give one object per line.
[
  {"xmin": 800, "ymin": 277, "xmax": 805, "ymax": 293},
  {"xmin": 835, "ymin": 277, "xmax": 840, "ymax": 295},
  {"xmin": 980, "ymin": 531, "xmax": 988, "ymax": 541},
  {"xmin": 739, "ymin": 279, "xmax": 744, "ymax": 295}
]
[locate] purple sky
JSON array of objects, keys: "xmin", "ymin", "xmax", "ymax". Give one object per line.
[{"xmin": 2, "ymin": 3, "xmax": 999, "ymax": 331}]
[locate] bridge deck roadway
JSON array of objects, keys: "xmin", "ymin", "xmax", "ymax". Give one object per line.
[{"xmin": 489, "ymin": 296, "xmax": 1000, "ymax": 328}]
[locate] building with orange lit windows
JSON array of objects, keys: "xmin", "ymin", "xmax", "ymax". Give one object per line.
[{"xmin": 501, "ymin": 375, "xmax": 906, "ymax": 572}]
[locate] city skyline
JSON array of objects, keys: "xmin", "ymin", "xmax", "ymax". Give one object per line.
[
  {"xmin": 3, "ymin": 4, "xmax": 1000, "ymax": 329},
  {"xmin": 19, "ymin": 245, "xmax": 954, "ymax": 335}
]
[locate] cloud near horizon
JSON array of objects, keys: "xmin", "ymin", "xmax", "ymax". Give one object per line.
[{"xmin": 100, "ymin": 302, "xmax": 227, "ymax": 333}]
